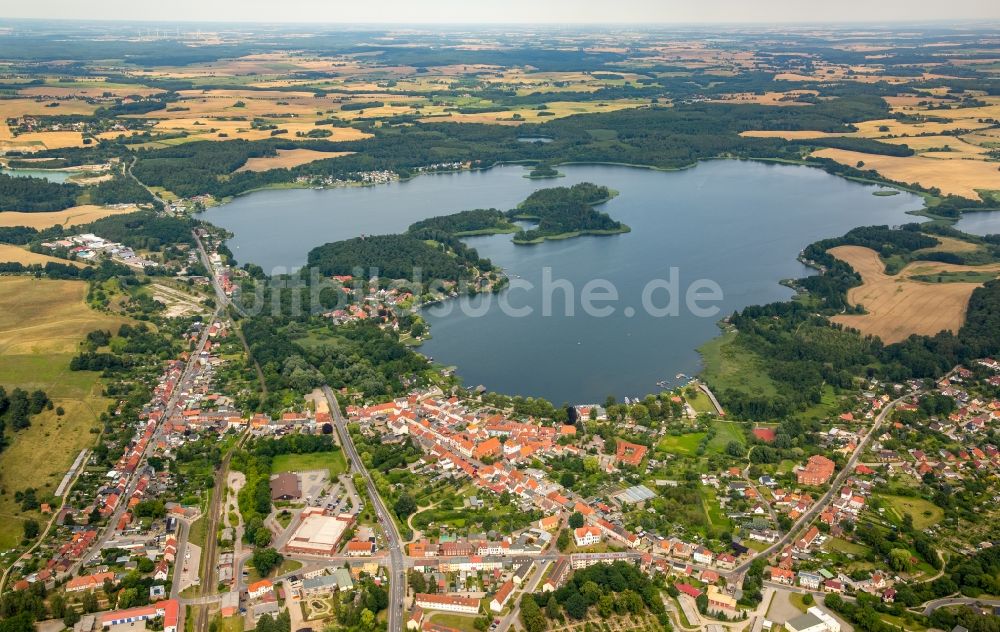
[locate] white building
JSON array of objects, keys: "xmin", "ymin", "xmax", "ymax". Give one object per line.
[
  {"xmin": 414, "ymin": 594, "xmax": 480, "ymax": 615},
  {"xmin": 574, "ymin": 526, "xmax": 602, "ymax": 547},
  {"xmin": 785, "ymin": 607, "xmax": 841, "ymax": 632}
]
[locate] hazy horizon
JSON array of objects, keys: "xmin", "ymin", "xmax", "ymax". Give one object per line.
[{"xmin": 1, "ymin": 0, "xmax": 998, "ymax": 25}]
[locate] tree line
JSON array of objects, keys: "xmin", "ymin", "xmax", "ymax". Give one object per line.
[{"xmin": 0, "ymin": 387, "xmax": 51, "ymax": 453}]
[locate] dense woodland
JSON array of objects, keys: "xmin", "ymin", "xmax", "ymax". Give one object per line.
[
  {"xmin": 407, "ymin": 208, "xmax": 515, "ymax": 235},
  {"xmin": 509, "ymin": 182, "xmax": 624, "ymax": 242},
  {"xmin": 306, "ymin": 233, "xmax": 491, "ymax": 283},
  {"xmin": 0, "ymin": 173, "xmax": 78, "ymax": 212},
  {"xmin": 81, "ymin": 211, "xmax": 195, "ymax": 251}
]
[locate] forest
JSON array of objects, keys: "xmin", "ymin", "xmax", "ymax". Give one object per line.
[
  {"xmin": 509, "ymin": 182, "xmax": 625, "ymax": 243},
  {"xmin": 306, "ymin": 233, "xmax": 490, "ymax": 283},
  {"xmin": 80, "ymin": 211, "xmax": 195, "ymax": 251},
  {"xmin": 238, "ymin": 314, "xmax": 430, "ymax": 412},
  {"xmin": 88, "ymin": 176, "xmax": 161, "ymax": 208},
  {"xmin": 407, "ymin": 208, "xmax": 515, "ymax": 236},
  {"xmin": 0, "ymin": 173, "xmax": 78, "ymax": 212}
]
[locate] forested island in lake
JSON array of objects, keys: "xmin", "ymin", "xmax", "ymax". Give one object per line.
[
  {"xmin": 509, "ymin": 182, "xmax": 626, "ymax": 244},
  {"xmin": 404, "ymin": 182, "xmax": 627, "ymax": 246}
]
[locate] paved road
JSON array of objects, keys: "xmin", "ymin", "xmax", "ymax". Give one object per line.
[
  {"xmin": 169, "ymin": 519, "xmax": 192, "ymax": 599},
  {"xmin": 73, "ymin": 312, "xmax": 220, "ymax": 581},
  {"xmin": 730, "ymin": 388, "xmax": 917, "ymax": 579},
  {"xmin": 921, "ymin": 597, "xmax": 1000, "ymax": 616},
  {"xmin": 323, "ymin": 385, "xmax": 405, "ymax": 632},
  {"xmin": 499, "ymin": 559, "xmax": 552, "ymax": 632}
]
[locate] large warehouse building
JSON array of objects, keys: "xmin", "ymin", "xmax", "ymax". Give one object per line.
[{"xmin": 283, "ymin": 508, "xmax": 355, "ymax": 556}]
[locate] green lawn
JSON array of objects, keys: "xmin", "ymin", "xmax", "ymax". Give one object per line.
[
  {"xmin": 877, "ymin": 495, "xmax": 943, "ymax": 530},
  {"xmin": 658, "ymin": 433, "xmax": 705, "ymax": 456},
  {"xmin": 271, "ymin": 450, "xmax": 347, "ymax": 477},
  {"xmin": 685, "ymin": 390, "xmax": 716, "ymax": 414},
  {"xmin": 825, "ymin": 537, "xmax": 870, "ymax": 556},
  {"xmin": 218, "ymin": 615, "xmax": 244, "ymax": 632},
  {"xmin": 701, "ymin": 487, "xmax": 732, "ymax": 532},
  {"xmin": 698, "ymin": 328, "xmax": 779, "ymax": 400},
  {"xmin": 188, "ymin": 515, "xmax": 208, "ymax": 550},
  {"xmin": 706, "ymin": 421, "xmax": 746, "ymax": 454},
  {"xmin": 428, "ymin": 612, "xmax": 481, "ymax": 632},
  {"xmin": 879, "ymin": 612, "xmax": 928, "ymax": 632},
  {"xmin": 247, "ymin": 558, "xmax": 303, "ymax": 583},
  {"xmin": 798, "ymin": 384, "xmax": 842, "ymax": 422},
  {"xmin": 789, "ymin": 592, "xmax": 814, "ymax": 613}
]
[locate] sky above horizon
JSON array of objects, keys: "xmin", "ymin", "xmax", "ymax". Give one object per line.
[{"xmin": 2, "ymin": 0, "xmax": 999, "ymax": 24}]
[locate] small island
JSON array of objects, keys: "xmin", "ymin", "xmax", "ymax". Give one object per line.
[
  {"xmin": 525, "ymin": 164, "xmax": 563, "ymax": 179},
  {"xmin": 509, "ymin": 182, "xmax": 629, "ymax": 244},
  {"xmin": 408, "ymin": 208, "xmax": 518, "ymax": 237}
]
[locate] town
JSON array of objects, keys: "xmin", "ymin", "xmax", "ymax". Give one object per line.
[{"xmin": 2, "ymin": 17, "xmax": 1000, "ymax": 632}]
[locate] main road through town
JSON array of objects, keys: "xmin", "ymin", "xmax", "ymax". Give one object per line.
[{"xmin": 323, "ymin": 385, "xmax": 405, "ymax": 632}]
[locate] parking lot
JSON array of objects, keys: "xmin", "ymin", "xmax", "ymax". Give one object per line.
[{"xmin": 302, "ymin": 472, "xmax": 361, "ymax": 516}]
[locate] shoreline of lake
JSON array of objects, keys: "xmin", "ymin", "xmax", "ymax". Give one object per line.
[{"xmin": 204, "ymin": 160, "xmax": 924, "ymax": 403}]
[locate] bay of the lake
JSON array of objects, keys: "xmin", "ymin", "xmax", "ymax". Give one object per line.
[{"xmin": 955, "ymin": 210, "xmax": 1000, "ymax": 237}]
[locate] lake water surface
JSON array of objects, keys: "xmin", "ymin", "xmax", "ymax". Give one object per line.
[
  {"xmin": 204, "ymin": 161, "xmax": 923, "ymax": 403},
  {"xmin": 955, "ymin": 211, "xmax": 1000, "ymax": 237},
  {"xmin": 1, "ymin": 168, "xmax": 73, "ymax": 183}
]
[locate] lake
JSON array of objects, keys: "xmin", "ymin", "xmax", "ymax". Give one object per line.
[
  {"xmin": 204, "ymin": 161, "xmax": 923, "ymax": 403},
  {"xmin": 1, "ymin": 168, "xmax": 73, "ymax": 183},
  {"xmin": 955, "ymin": 211, "xmax": 1000, "ymax": 237}
]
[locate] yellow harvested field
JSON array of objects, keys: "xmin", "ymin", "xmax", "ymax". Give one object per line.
[
  {"xmin": 829, "ymin": 245, "xmax": 1000, "ymax": 343},
  {"xmin": 885, "ymin": 95, "xmax": 953, "ymax": 109},
  {"xmin": 851, "ymin": 118, "xmax": 991, "ymax": 137},
  {"xmin": 811, "ymin": 148, "xmax": 1000, "ymax": 199},
  {"xmin": 0, "ymin": 277, "xmax": 132, "ymax": 547},
  {"xmin": 740, "ymin": 119, "xmax": 993, "ymax": 141},
  {"xmin": 151, "ymin": 118, "xmax": 371, "ymax": 142},
  {"xmin": 236, "ymin": 148, "xmax": 354, "ymax": 172},
  {"xmin": 18, "ymin": 84, "xmax": 163, "ymax": 98},
  {"xmin": 0, "ymin": 244, "xmax": 84, "ymax": 268},
  {"xmin": 915, "ymin": 101, "xmax": 1000, "ymax": 122},
  {"xmin": 0, "ymin": 98, "xmax": 99, "ymax": 119},
  {"xmin": 0, "ymin": 277, "xmax": 132, "ymax": 356},
  {"xmin": 0, "ymin": 205, "xmax": 139, "ymax": 229},
  {"xmin": 915, "ymin": 235, "xmax": 982, "ymax": 254},
  {"xmin": 708, "ymin": 90, "xmax": 819, "ymax": 106},
  {"xmin": 420, "ymin": 100, "xmax": 648, "ymax": 125},
  {"xmin": 0, "ymin": 130, "xmax": 86, "ymax": 151},
  {"xmin": 740, "ymin": 129, "xmax": 843, "ymax": 140},
  {"xmin": 879, "ymin": 135, "xmax": 988, "ymax": 157}
]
